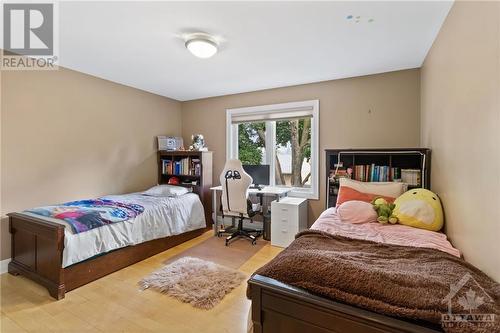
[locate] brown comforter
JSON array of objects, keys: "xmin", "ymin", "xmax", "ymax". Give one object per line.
[{"xmin": 249, "ymin": 230, "xmax": 500, "ymax": 333}]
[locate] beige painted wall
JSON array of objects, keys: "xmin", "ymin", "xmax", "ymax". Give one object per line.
[
  {"xmin": 420, "ymin": 1, "xmax": 500, "ymax": 281},
  {"xmin": 0, "ymin": 67, "xmax": 182, "ymax": 260},
  {"xmin": 181, "ymin": 69, "xmax": 421, "ymax": 223}
]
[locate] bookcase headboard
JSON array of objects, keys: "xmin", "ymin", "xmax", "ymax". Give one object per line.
[{"xmin": 325, "ymin": 148, "xmax": 431, "ymax": 209}]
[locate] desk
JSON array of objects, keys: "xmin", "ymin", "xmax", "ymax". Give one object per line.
[{"xmin": 210, "ymin": 186, "xmax": 291, "ymax": 238}]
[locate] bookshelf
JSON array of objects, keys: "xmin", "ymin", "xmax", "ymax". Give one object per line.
[
  {"xmin": 158, "ymin": 150, "xmax": 213, "ymax": 227},
  {"xmin": 325, "ymin": 148, "xmax": 431, "ymax": 209}
]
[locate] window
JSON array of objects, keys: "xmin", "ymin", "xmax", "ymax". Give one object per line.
[{"xmin": 227, "ymin": 100, "xmax": 319, "ymax": 199}]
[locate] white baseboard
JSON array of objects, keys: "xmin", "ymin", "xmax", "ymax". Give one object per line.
[{"xmin": 0, "ymin": 258, "xmax": 11, "ymax": 275}]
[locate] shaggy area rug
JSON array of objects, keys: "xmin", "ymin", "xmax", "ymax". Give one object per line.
[{"xmin": 139, "ymin": 256, "xmax": 246, "ymax": 309}]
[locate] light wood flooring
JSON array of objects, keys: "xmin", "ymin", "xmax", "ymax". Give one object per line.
[{"xmin": 0, "ymin": 231, "xmax": 282, "ymax": 333}]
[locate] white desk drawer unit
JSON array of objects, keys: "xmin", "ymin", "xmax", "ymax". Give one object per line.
[{"xmin": 270, "ymin": 197, "xmax": 308, "ymax": 247}]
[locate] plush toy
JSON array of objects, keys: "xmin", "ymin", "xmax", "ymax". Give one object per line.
[
  {"xmin": 393, "ymin": 188, "xmax": 443, "ymax": 231},
  {"xmin": 189, "ymin": 134, "xmax": 207, "ymax": 151},
  {"xmin": 371, "ymin": 197, "xmax": 398, "ymax": 224}
]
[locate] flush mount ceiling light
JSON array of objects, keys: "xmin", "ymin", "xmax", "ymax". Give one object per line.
[{"xmin": 185, "ymin": 33, "xmax": 218, "ymax": 59}]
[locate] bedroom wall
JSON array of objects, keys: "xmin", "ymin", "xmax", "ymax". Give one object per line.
[
  {"xmin": 420, "ymin": 1, "xmax": 500, "ymax": 281},
  {"xmin": 0, "ymin": 67, "xmax": 182, "ymax": 260},
  {"xmin": 181, "ymin": 69, "xmax": 421, "ymax": 223}
]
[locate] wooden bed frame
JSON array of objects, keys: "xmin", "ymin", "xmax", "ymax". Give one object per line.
[
  {"xmin": 244, "ymin": 147, "xmax": 439, "ymax": 332},
  {"xmin": 248, "ymin": 274, "xmax": 443, "ymax": 333},
  {"xmin": 7, "ymin": 212, "xmax": 206, "ymax": 300}
]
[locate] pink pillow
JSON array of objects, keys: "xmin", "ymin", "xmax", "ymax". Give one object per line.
[{"xmin": 337, "ymin": 200, "xmax": 377, "ymax": 224}]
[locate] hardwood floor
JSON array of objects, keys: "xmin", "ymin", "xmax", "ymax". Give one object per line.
[{"xmin": 0, "ymin": 231, "xmax": 282, "ymax": 333}]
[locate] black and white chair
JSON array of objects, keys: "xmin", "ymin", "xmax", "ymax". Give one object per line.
[{"xmin": 218, "ymin": 159, "xmax": 262, "ymax": 246}]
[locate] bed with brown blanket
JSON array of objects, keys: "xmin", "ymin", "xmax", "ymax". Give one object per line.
[{"xmin": 248, "ymin": 211, "xmax": 500, "ymax": 333}]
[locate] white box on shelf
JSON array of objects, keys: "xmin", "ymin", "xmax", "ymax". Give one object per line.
[
  {"xmin": 157, "ymin": 136, "xmax": 183, "ymax": 151},
  {"xmin": 271, "ymin": 197, "xmax": 308, "ymax": 248}
]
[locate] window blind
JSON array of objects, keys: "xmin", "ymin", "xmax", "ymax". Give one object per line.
[{"xmin": 230, "ymin": 106, "xmax": 314, "ymax": 124}]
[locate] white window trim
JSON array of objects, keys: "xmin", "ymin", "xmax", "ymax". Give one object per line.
[{"xmin": 226, "ymin": 100, "xmax": 319, "ymax": 200}]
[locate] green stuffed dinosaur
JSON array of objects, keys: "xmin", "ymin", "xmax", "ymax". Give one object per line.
[{"xmin": 371, "ymin": 197, "xmax": 398, "ymax": 224}]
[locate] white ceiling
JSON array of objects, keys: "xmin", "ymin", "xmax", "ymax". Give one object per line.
[{"xmin": 59, "ymin": 1, "xmax": 453, "ymax": 101}]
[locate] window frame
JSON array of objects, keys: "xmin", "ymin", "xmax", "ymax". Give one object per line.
[{"xmin": 226, "ymin": 100, "xmax": 319, "ymax": 200}]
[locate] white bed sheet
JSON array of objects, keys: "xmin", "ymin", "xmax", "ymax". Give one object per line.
[{"xmin": 22, "ymin": 192, "xmax": 206, "ymax": 267}]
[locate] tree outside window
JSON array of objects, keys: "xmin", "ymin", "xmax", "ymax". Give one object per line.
[
  {"xmin": 238, "ymin": 117, "xmax": 311, "ymax": 188},
  {"xmin": 238, "ymin": 122, "xmax": 265, "ymax": 165}
]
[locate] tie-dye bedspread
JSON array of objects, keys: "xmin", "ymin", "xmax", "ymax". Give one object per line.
[{"xmin": 26, "ymin": 199, "xmax": 145, "ymax": 234}]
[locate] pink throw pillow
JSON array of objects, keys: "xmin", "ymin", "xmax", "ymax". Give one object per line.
[{"xmin": 337, "ymin": 200, "xmax": 377, "ymax": 224}]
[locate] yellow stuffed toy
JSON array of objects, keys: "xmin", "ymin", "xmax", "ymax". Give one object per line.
[{"xmin": 393, "ymin": 188, "xmax": 444, "ymax": 231}]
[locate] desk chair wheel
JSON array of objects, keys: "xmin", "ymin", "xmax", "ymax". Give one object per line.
[
  {"xmin": 252, "ymin": 239, "xmax": 257, "ymax": 245},
  {"xmin": 218, "ymin": 227, "xmax": 232, "ymax": 238}
]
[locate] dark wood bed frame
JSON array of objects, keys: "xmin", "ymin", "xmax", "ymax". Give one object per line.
[
  {"xmin": 247, "ymin": 148, "xmax": 442, "ymax": 333},
  {"xmin": 8, "ymin": 150, "xmax": 213, "ymax": 300},
  {"xmin": 248, "ymin": 274, "xmax": 443, "ymax": 333},
  {"xmin": 7, "ymin": 212, "xmax": 206, "ymax": 300}
]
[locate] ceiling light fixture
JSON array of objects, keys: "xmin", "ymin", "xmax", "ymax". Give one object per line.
[{"xmin": 185, "ymin": 34, "xmax": 218, "ymax": 59}]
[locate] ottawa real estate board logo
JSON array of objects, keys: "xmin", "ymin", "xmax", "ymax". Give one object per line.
[
  {"xmin": 2, "ymin": 2, "xmax": 59, "ymax": 70},
  {"xmin": 441, "ymin": 273, "xmax": 496, "ymax": 331}
]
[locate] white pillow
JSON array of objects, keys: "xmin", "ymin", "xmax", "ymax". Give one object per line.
[
  {"xmin": 142, "ymin": 185, "xmax": 189, "ymax": 197},
  {"xmin": 338, "ymin": 178, "xmax": 407, "ymax": 198}
]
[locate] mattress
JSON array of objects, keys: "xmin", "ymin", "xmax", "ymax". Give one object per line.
[
  {"xmin": 311, "ymin": 207, "xmax": 460, "ymax": 257},
  {"xmin": 22, "ymin": 192, "xmax": 206, "ymax": 267}
]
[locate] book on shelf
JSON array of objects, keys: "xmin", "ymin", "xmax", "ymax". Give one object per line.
[
  {"xmin": 161, "ymin": 157, "xmax": 202, "ymax": 176},
  {"xmin": 191, "ymin": 158, "xmax": 201, "ymax": 176},
  {"xmin": 352, "ymin": 165, "xmax": 409, "ymax": 183},
  {"xmin": 401, "ymin": 169, "xmax": 421, "ymax": 187},
  {"xmin": 330, "ymin": 164, "xmax": 421, "ymax": 185},
  {"xmin": 353, "ymin": 164, "xmax": 390, "ymax": 182},
  {"xmin": 330, "ymin": 168, "xmax": 349, "ymax": 180}
]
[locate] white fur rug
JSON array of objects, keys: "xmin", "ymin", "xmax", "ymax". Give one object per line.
[{"xmin": 139, "ymin": 256, "xmax": 247, "ymax": 309}]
